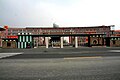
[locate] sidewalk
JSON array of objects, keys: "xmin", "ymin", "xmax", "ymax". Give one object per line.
[{"xmin": 0, "ymin": 53, "xmax": 23, "ymax": 59}]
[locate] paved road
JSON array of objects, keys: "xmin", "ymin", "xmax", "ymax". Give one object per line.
[{"xmin": 0, "ymin": 47, "xmax": 120, "ymax": 80}]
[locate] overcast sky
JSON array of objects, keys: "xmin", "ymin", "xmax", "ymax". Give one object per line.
[{"xmin": 0, "ymin": 0, "xmax": 120, "ymax": 30}]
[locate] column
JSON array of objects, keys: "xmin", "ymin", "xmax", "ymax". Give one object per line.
[
  {"xmin": 75, "ymin": 36, "xmax": 78, "ymax": 48},
  {"xmin": 44, "ymin": 37, "xmax": 45, "ymax": 45},
  {"xmin": 52, "ymin": 41, "xmax": 53, "ymax": 48},
  {"xmin": 37, "ymin": 37, "xmax": 39, "ymax": 48},
  {"xmin": 98, "ymin": 35, "xmax": 100, "ymax": 45},
  {"xmin": 88, "ymin": 35, "xmax": 91, "ymax": 47},
  {"xmin": 1, "ymin": 39, "xmax": 2, "ymax": 47},
  {"xmin": 60, "ymin": 37, "xmax": 63, "ymax": 48},
  {"xmin": 69, "ymin": 36, "xmax": 71, "ymax": 44},
  {"xmin": 45, "ymin": 37, "xmax": 49, "ymax": 48},
  {"xmin": 18, "ymin": 42, "xmax": 20, "ymax": 48},
  {"xmin": 102, "ymin": 36, "xmax": 104, "ymax": 46}
]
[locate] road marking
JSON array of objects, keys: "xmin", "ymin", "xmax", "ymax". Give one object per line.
[
  {"xmin": 0, "ymin": 53, "xmax": 23, "ymax": 59},
  {"xmin": 109, "ymin": 50, "xmax": 120, "ymax": 52},
  {"xmin": 64, "ymin": 56, "xmax": 102, "ymax": 60},
  {"xmin": 52, "ymin": 47, "xmax": 61, "ymax": 48}
]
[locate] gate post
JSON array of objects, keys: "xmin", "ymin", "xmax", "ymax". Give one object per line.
[
  {"xmin": 60, "ymin": 37, "xmax": 63, "ymax": 48},
  {"xmin": 45, "ymin": 37, "xmax": 49, "ymax": 48},
  {"xmin": 75, "ymin": 36, "xmax": 78, "ymax": 48}
]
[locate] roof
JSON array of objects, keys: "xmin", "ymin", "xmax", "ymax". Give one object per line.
[{"xmin": 25, "ymin": 25, "xmax": 111, "ymax": 29}]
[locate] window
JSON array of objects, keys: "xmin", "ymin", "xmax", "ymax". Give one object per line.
[{"xmin": 7, "ymin": 42, "xmax": 11, "ymax": 47}]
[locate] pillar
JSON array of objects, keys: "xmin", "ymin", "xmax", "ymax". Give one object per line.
[
  {"xmin": 45, "ymin": 37, "xmax": 49, "ymax": 48},
  {"xmin": 52, "ymin": 41, "xmax": 53, "ymax": 48},
  {"xmin": 88, "ymin": 35, "xmax": 91, "ymax": 47},
  {"xmin": 1, "ymin": 39, "xmax": 2, "ymax": 47},
  {"xmin": 37, "ymin": 37, "xmax": 39, "ymax": 48},
  {"xmin": 102, "ymin": 37, "xmax": 104, "ymax": 46},
  {"xmin": 69, "ymin": 36, "xmax": 71, "ymax": 44},
  {"xmin": 44, "ymin": 37, "xmax": 45, "ymax": 45},
  {"xmin": 98, "ymin": 35, "xmax": 100, "ymax": 45},
  {"xmin": 75, "ymin": 36, "xmax": 78, "ymax": 48},
  {"xmin": 61, "ymin": 37, "xmax": 63, "ymax": 48}
]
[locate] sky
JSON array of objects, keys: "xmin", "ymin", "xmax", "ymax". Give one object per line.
[{"xmin": 0, "ymin": 0, "xmax": 120, "ymax": 30}]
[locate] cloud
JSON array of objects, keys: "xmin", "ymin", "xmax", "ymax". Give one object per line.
[
  {"xmin": 0, "ymin": 0, "xmax": 120, "ymax": 29},
  {"xmin": 0, "ymin": 0, "xmax": 54, "ymax": 26}
]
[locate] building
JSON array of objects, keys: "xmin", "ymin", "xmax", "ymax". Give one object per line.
[
  {"xmin": 0, "ymin": 25, "xmax": 120, "ymax": 46},
  {"xmin": 2, "ymin": 38, "xmax": 18, "ymax": 48},
  {"xmin": 1, "ymin": 25, "xmax": 120, "ymax": 48},
  {"xmin": 0, "ymin": 27, "xmax": 6, "ymax": 47},
  {"xmin": 110, "ymin": 30, "xmax": 120, "ymax": 47}
]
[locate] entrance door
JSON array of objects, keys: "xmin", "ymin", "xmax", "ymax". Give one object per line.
[
  {"xmin": 50, "ymin": 36, "xmax": 60, "ymax": 48},
  {"xmin": 105, "ymin": 37, "xmax": 110, "ymax": 47}
]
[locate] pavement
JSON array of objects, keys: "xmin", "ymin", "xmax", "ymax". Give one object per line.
[
  {"xmin": 0, "ymin": 47, "xmax": 120, "ymax": 80},
  {"xmin": 0, "ymin": 53, "xmax": 23, "ymax": 59},
  {"xmin": 0, "ymin": 47, "xmax": 120, "ymax": 59}
]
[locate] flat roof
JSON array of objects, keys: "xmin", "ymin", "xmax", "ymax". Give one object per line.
[{"xmin": 26, "ymin": 26, "xmax": 111, "ymax": 29}]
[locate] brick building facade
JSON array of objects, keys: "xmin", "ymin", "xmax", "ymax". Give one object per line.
[
  {"xmin": 110, "ymin": 30, "xmax": 120, "ymax": 47},
  {"xmin": 0, "ymin": 27, "xmax": 6, "ymax": 47},
  {"xmin": 0, "ymin": 25, "xmax": 111, "ymax": 47}
]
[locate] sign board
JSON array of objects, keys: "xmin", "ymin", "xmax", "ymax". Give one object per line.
[{"xmin": 7, "ymin": 36, "xmax": 18, "ymax": 39}]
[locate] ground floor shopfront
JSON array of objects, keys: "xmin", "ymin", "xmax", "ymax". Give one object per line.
[
  {"xmin": 2, "ymin": 38, "xmax": 18, "ymax": 48},
  {"xmin": 2, "ymin": 33, "xmax": 120, "ymax": 49},
  {"xmin": 15, "ymin": 33, "xmax": 105, "ymax": 49}
]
